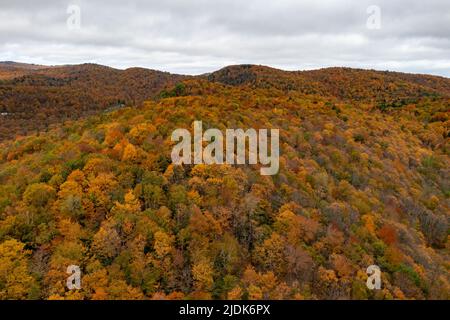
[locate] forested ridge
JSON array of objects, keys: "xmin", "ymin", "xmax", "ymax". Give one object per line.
[
  {"xmin": 1, "ymin": 62, "xmax": 449, "ymax": 142},
  {"xmin": 0, "ymin": 62, "xmax": 186, "ymax": 141},
  {"xmin": 0, "ymin": 63, "xmax": 448, "ymax": 300}
]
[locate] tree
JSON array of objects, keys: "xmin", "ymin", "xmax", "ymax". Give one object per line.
[
  {"xmin": 23, "ymin": 183, "xmax": 56, "ymax": 208},
  {"xmin": 192, "ymin": 259, "xmax": 214, "ymax": 292},
  {"xmin": 0, "ymin": 240, "xmax": 38, "ymax": 299},
  {"xmin": 92, "ymin": 224, "xmax": 122, "ymax": 263},
  {"xmin": 122, "ymin": 143, "xmax": 139, "ymax": 162},
  {"xmin": 153, "ymin": 230, "xmax": 174, "ymax": 258},
  {"xmin": 253, "ymin": 233, "xmax": 285, "ymax": 275},
  {"xmin": 111, "ymin": 190, "xmax": 141, "ymax": 216},
  {"xmin": 377, "ymin": 224, "xmax": 397, "ymax": 245},
  {"xmin": 87, "ymin": 173, "xmax": 120, "ymax": 224}
]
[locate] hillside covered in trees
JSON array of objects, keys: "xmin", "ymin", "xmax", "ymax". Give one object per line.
[
  {"xmin": 1, "ymin": 62, "xmax": 449, "ymax": 142},
  {"xmin": 0, "ymin": 64, "xmax": 448, "ymax": 300},
  {"xmin": 0, "ymin": 62, "xmax": 186, "ymax": 141}
]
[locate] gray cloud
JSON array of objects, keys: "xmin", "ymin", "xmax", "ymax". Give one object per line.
[{"xmin": 0, "ymin": 0, "xmax": 449, "ymax": 76}]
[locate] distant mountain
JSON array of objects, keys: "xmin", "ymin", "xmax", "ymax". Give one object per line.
[
  {"xmin": 0, "ymin": 62, "xmax": 449, "ymax": 142},
  {"xmin": 207, "ymin": 64, "xmax": 450, "ymax": 101},
  {"xmin": 0, "ymin": 61, "xmax": 50, "ymax": 80},
  {"xmin": 0, "ymin": 61, "xmax": 48, "ymax": 69}
]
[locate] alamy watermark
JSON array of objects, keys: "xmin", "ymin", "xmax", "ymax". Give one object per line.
[
  {"xmin": 366, "ymin": 5, "xmax": 381, "ymax": 30},
  {"xmin": 366, "ymin": 265, "xmax": 381, "ymax": 290},
  {"xmin": 67, "ymin": 265, "xmax": 81, "ymax": 290},
  {"xmin": 171, "ymin": 121, "xmax": 279, "ymax": 175},
  {"xmin": 67, "ymin": 4, "xmax": 81, "ymax": 30}
]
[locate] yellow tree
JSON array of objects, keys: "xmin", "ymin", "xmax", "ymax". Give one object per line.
[
  {"xmin": 192, "ymin": 259, "xmax": 214, "ymax": 292},
  {"xmin": 0, "ymin": 240, "xmax": 38, "ymax": 299}
]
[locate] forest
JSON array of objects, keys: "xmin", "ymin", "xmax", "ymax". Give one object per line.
[
  {"xmin": 0, "ymin": 62, "xmax": 186, "ymax": 141},
  {"xmin": 0, "ymin": 63, "xmax": 448, "ymax": 300}
]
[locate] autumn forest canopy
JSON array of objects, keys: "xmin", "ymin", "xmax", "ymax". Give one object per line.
[{"xmin": 0, "ymin": 62, "xmax": 448, "ymax": 300}]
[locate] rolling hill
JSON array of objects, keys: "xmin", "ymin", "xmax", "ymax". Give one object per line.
[
  {"xmin": 0, "ymin": 63, "xmax": 186, "ymax": 141},
  {"xmin": 2, "ymin": 62, "xmax": 449, "ymax": 142}
]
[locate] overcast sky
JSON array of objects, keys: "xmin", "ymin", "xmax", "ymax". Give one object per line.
[{"xmin": 1, "ymin": 0, "xmax": 449, "ymax": 76}]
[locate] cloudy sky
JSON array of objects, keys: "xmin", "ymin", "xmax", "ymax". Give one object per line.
[{"xmin": 1, "ymin": 0, "xmax": 449, "ymax": 76}]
